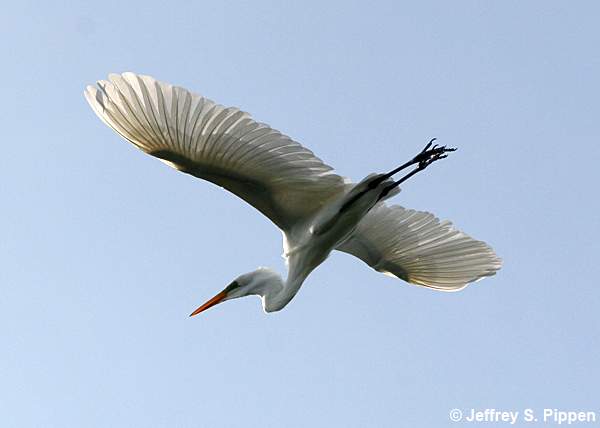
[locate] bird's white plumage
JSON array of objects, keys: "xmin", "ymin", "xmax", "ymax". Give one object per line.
[
  {"xmin": 85, "ymin": 72, "xmax": 346, "ymax": 231},
  {"xmin": 85, "ymin": 72, "xmax": 501, "ymax": 313},
  {"xmin": 336, "ymin": 203, "xmax": 501, "ymax": 290}
]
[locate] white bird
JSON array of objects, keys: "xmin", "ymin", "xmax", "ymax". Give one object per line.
[{"xmin": 85, "ymin": 72, "xmax": 501, "ymax": 315}]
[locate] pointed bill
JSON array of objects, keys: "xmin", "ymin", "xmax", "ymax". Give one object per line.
[{"xmin": 189, "ymin": 290, "xmax": 229, "ymax": 317}]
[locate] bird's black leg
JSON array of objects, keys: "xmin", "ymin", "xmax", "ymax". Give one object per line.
[
  {"xmin": 376, "ymin": 139, "xmax": 456, "ymax": 200},
  {"xmin": 340, "ymin": 139, "xmax": 456, "ymax": 213},
  {"xmin": 374, "ymin": 138, "xmax": 454, "ymax": 183}
]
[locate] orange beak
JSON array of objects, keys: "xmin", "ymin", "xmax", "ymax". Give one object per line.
[{"xmin": 189, "ymin": 289, "xmax": 229, "ymax": 317}]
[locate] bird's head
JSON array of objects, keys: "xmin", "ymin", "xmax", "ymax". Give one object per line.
[{"xmin": 189, "ymin": 268, "xmax": 284, "ymax": 316}]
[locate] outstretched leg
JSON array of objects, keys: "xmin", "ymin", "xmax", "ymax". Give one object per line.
[
  {"xmin": 376, "ymin": 139, "xmax": 456, "ymax": 200},
  {"xmin": 339, "ymin": 139, "xmax": 456, "ymax": 214}
]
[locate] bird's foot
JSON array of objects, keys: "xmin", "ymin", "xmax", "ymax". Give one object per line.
[
  {"xmin": 374, "ymin": 138, "xmax": 458, "ymax": 202},
  {"xmin": 413, "ymin": 138, "xmax": 457, "ymax": 169}
]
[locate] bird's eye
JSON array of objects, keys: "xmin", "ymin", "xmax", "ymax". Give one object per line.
[{"xmin": 225, "ymin": 281, "xmax": 239, "ymax": 292}]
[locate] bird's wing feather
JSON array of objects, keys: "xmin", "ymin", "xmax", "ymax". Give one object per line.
[
  {"xmin": 336, "ymin": 203, "xmax": 501, "ymax": 290},
  {"xmin": 85, "ymin": 72, "xmax": 346, "ymax": 231}
]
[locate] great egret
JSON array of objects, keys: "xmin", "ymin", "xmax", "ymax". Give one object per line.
[{"xmin": 85, "ymin": 72, "xmax": 501, "ymax": 315}]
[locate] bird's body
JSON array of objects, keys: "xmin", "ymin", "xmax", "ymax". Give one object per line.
[
  {"xmin": 267, "ymin": 173, "xmax": 400, "ymax": 311},
  {"xmin": 85, "ymin": 72, "xmax": 501, "ymax": 315}
]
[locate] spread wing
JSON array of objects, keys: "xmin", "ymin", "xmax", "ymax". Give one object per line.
[
  {"xmin": 336, "ymin": 203, "xmax": 501, "ymax": 290},
  {"xmin": 85, "ymin": 72, "xmax": 346, "ymax": 231}
]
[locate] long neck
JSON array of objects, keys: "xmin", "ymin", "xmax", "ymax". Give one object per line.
[
  {"xmin": 262, "ymin": 274, "xmax": 306, "ymax": 313},
  {"xmin": 263, "ymin": 251, "xmax": 315, "ymax": 312},
  {"xmin": 260, "ymin": 237, "xmax": 328, "ymax": 312}
]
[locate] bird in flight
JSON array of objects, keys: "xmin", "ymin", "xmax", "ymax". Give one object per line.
[{"xmin": 85, "ymin": 72, "xmax": 501, "ymax": 315}]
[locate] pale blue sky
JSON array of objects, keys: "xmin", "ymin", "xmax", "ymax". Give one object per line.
[{"xmin": 2, "ymin": 1, "xmax": 599, "ymax": 427}]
